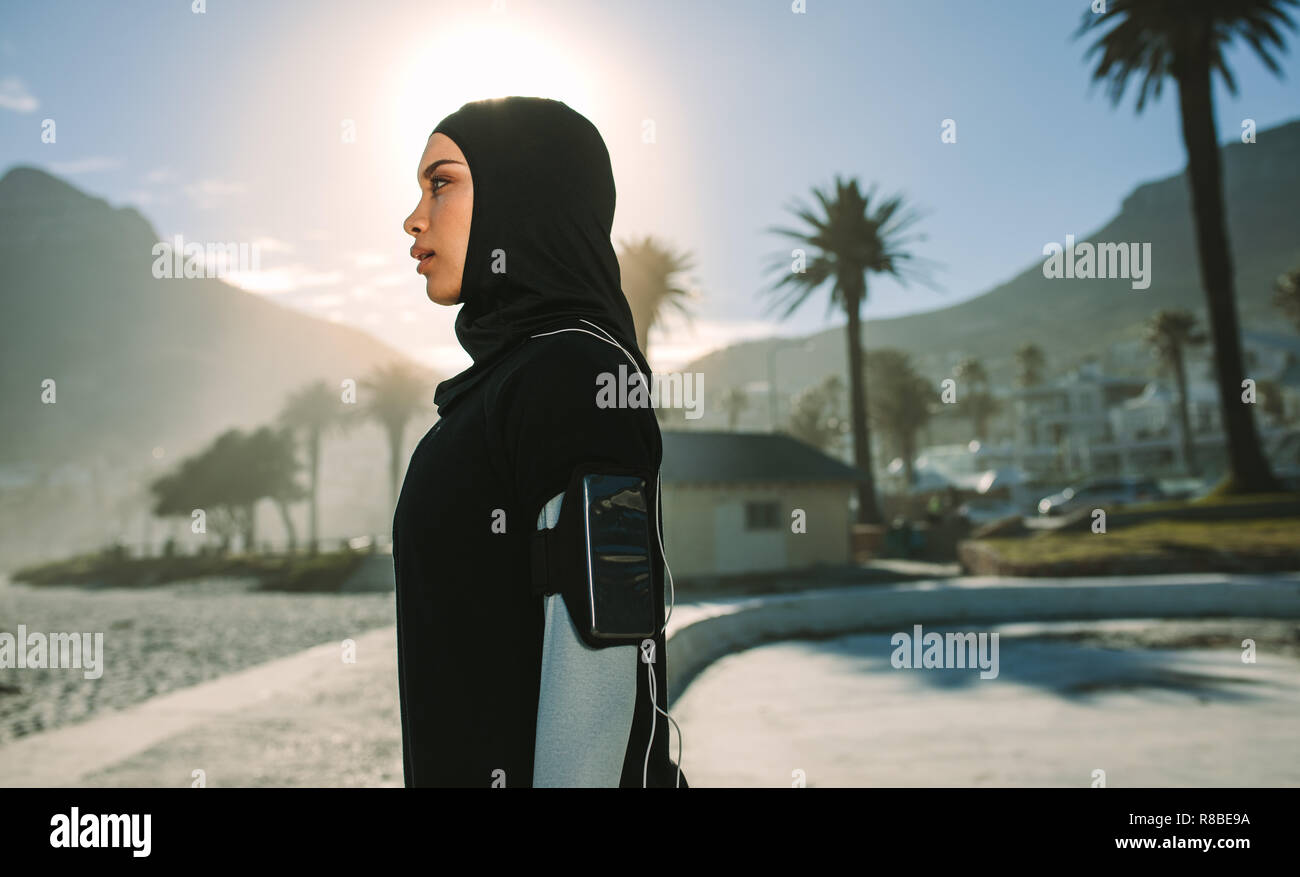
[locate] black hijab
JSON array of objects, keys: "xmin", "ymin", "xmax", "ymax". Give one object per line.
[{"xmin": 428, "ymin": 96, "xmax": 650, "ymax": 416}]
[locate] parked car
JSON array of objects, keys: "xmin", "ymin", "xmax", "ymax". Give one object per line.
[
  {"xmin": 1036, "ymin": 476, "xmax": 1164, "ymax": 516},
  {"xmin": 955, "ymin": 497, "xmax": 1024, "ymax": 525}
]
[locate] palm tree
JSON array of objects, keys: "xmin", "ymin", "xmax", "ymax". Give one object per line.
[
  {"xmin": 953, "ymin": 357, "xmax": 1001, "ymax": 442},
  {"xmin": 1144, "ymin": 308, "xmax": 1208, "ymax": 476},
  {"xmin": 279, "ymin": 380, "xmax": 353, "ymax": 553},
  {"xmin": 617, "ymin": 234, "xmax": 697, "ymax": 358},
  {"xmin": 150, "ymin": 429, "xmax": 263, "ymax": 554},
  {"xmin": 1274, "ymin": 265, "xmax": 1300, "ymax": 332},
  {"xmin": 821, "ymin": 374, "xmax": 849, "ymax": 458},
  {"xmin": 1014, "ymin": 343, "xmax": 1047, "ymax": 389},
  {"xmin": 717, "ymin": 386, "xmax": 749, "ymax": 430},
  {"xmin": 359, "ymin": 362, "xmax": 435, "ymax": 511},
  {"xmin": 783, "ymin": 376, "xmax": 850, "ymax": 452},
  {"xmin": 763, "ymin": 177, "xmax": 939, "ymax": 524},
  {"xmin": 1078, "ymin": 0, "xmax": 1294, "ymax": 493},
  {"xmin": 866, "ymin": 348, "xmax": 933, "ymax": 488},
  {"xmin": 1255, "ymin": 377, "xmax": 1289, "ymax": 426},
  {"xmin": 241, "ymin": 426, "xmax": 308, "ymax": 552}
]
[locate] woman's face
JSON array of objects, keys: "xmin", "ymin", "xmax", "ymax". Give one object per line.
[{"xmin": 404, "ymin": 132, "xmax": 473, "ymax": 306}]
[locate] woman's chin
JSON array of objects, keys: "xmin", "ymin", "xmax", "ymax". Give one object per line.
[{"xmin": 426, "ymin": 283, "xmax": 460, "ymax": 306}]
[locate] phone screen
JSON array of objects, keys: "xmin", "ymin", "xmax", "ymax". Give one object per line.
[{"xmin": 581, "ymin": 473, "xmax": 656, "ymax": 638}]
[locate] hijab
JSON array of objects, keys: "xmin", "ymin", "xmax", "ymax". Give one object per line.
[{"xmin": 428, "ymin": 96, "xmax": 651, "ymax": 416}]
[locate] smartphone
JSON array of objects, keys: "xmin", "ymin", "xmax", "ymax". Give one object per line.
[{"xmin": 581, "ymin": 472, "xmax": 657, "ymax": 639}]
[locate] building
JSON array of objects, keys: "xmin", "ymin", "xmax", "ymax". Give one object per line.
[
  {"xmin": 659, "ymin": 430, "xmax": 865, "ymax": 580},
  {"xmin": 1242, "ymin": 330, "xmax": 1300, "ymax": 425},
  {"xmin": 1002, "ymin": 330, "xmax": 1300, "ymax": 480},
  {"xmin": 1106, "ymin": 378, "xmax": 1224, "ymax": 472},
  {"xmin": 1009, "ymin": 359, "xmax": 1148, "ymax": 477}
]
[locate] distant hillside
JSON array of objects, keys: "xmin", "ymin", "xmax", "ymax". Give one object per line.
[
  {"xmin": 681, "ymin": 118, "xmax": 1300, "ymax": 431},
  {"xmin": 0, "ymin": 166, "xmax": 440, "ymax": 569},
  {"xmin": 0, "ymin": 166, "xmax": 439, "ymax": 465}
]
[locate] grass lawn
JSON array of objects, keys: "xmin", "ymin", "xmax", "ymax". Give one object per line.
[
  {"xmin": 979, "ymin": 516, "xmax": 1300, "ymax": 565},
  {"xmin": 11, "ymin": 549, "xmax": 369, "ymax": 592},
  {"xmin": 1123, "ymin": 489, "xmax": 1300, "ymax": 515}
]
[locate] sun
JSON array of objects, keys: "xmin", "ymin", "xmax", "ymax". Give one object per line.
[{"xmin": 390, "ymin": 16, "xmax": 600, "ymax": 162}]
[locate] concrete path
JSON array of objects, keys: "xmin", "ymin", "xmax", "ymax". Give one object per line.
[
  {"xmin": 0, "ymin": 627, "xmax": 395, "ymax": 786},
  {"xmin": 671, "ymin": 626, "xmax": 1300, "ymax": 787},
  {"xmin": 3, "ymin": 571, "xmax": 1298, "ymax": 786}
]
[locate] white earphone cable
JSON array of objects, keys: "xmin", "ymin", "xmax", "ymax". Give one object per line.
[{"xmin": 530, "ymin": 319, "xmax": 683, "ymax": 788}]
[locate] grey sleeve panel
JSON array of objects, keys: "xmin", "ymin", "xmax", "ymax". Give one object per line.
[{"xmin": 532, "ymin": 490, "xmax": 638, "ymax": 788}]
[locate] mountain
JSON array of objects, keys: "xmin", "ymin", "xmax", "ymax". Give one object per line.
[
  {"xmin": 678, "ymin": 118, "xmax": 1300, "ymax": 431},
  {"xmin": 0, "ymin": 165, "xmax": 439, "ymax": 464},
  {"xmin": 0, "ymin": 166, "xmax": 440, "ymax": 569}
]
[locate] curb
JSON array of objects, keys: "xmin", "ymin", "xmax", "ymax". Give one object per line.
[{"xmin": 664, "ymin": 573, "xmax": 1300, "ymax": 703}]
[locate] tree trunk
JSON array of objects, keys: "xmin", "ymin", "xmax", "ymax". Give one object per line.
[
  {"xmin": 974, "ymin": 393, "xmax": 989, "ymax": 442},
  {"xmin": 215, "ymin": 507, "xmax": 233, "ymax": 555},
  {"xmin": 901, "ymin": 430, "xmax": 916, "ymax": 488},
  {"xmin": 244, "ymin": 502, "xmax": 257, "ymax": 553},
  {"xmin": 275, "ymin": 497, "xmax": 297, "ymax": 553},
  {"xmin": 308, "ymin": 428, "xmax": 321, "ymax": 554},
  {"xmin": 845, "ymin": 293, "xmax": 882, "ymax": 524},
  {"xmin": 1173, "ymin": 348, "xmax": 1199, "ymax": 476},
  {"xmin": 1176, "ymin": 54, "xmax": 1279, "ymax": 492}
]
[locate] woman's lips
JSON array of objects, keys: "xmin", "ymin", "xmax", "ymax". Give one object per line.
[{"xmin": 416, "ymin": 253, "xmax": 435, "ymax": 274}]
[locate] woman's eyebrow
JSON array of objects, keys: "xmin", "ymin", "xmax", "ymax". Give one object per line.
[{"xmin": 421, "ymin": 158, "xmax": 464, "ymax": 183}]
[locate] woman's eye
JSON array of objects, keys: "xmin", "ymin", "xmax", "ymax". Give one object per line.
[{"xmin": 430, "ymin": 176, "xmax": 449, "ymax": 195}]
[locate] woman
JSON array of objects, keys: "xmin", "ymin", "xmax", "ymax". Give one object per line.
[{"xmin": 395, "ymin": 96, "xmax": 687, "ymax": 788}]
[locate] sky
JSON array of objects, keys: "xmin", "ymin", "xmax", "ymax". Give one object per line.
[{"xmin": 2, "ymin": 0, "xmax": 1298, "ymax": 375}]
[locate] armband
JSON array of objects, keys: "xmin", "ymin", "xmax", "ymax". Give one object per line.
[{"xmin": 530, "ymin": 462, "xmax": 658, "ymax": 649}]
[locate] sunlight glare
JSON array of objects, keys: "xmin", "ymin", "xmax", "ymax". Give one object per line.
[{"xmin": 390, "ymin": 18, "xmax": 600, "ymax": 171}]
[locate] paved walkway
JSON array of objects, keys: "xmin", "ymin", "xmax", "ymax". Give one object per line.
[
  {"xmin": 3, "ymin": 572, "xmax": 1298, "ymax": 787},
  {"xmin": 671, "ymin": 626, "xmax": 1300, "ymax": 787},
  {"xmin": 0, "ymin": 607, "xmax": 720, "ymax": 787},
  {"xmin": 1, "ymin": 627, "xmax": 399, "ymax": 787}
]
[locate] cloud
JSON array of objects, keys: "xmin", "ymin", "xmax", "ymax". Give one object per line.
[
  {"xmin": 123, "ymin": 189, "xmax": 166, "ymax": 206},
  {"xmin": 248, "ymin": 235, "xmax": 294, "ymax": 254},
  {"xmin": 0, "ymin": 76, "xmax": 37, "ymax": 112},
  {"xmin": 143, "ymin": 166, "xmax": 177, "ymax": 184},
  {"xmin": 350, "ymin": 251, "xmax": 390, "ymax": 269},
  {"xmin": 183, "ymin": 178, "xmax": 248, "ymax": 209},
  {"xmin": 309, "ymin": 293, "xmax": 346, "ymax": 309},
  {"xmin": 223, "ymin": 264, "xmax": 344, "ymax": 294},
  {"xmin": 45, "ymin": 156, "xmax": 122, "ymax": 174},
  {"xmin": 372, "ymin": 273, "xmax": 409, "ymax": 288}
]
